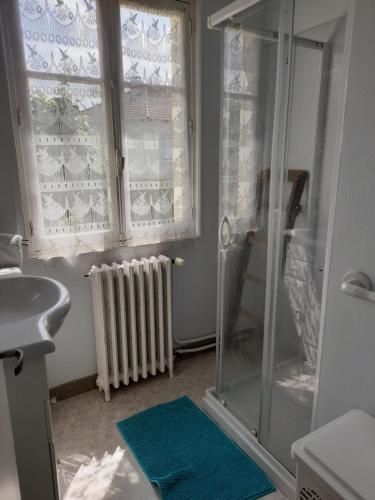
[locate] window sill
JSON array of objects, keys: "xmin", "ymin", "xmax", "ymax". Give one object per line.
[
  {"xmin": 27, "ymin": 231, "xmax": 201, "ymax": 260},
  {"xmin": 121, "ymin": 231, "xmax": 201, "ymax": 249}
]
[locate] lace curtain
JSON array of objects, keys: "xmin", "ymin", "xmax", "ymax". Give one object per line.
[
  {"xmin": 221, "ymin": 26, "xmax": 261, "ymax": 237},
  {"xmin": 120, "ymin": 1, "xmax": 193, "ymax": 243},
  {"xmin": 17, "ymin": 0, "xmax": 117, "ymax": 257},
  {"xmin": 14, "ymin": 0, "xmax": 194, "ymax": 256}
]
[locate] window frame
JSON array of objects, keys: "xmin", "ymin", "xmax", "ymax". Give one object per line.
[{"xmin": 1, "ymin": 0, "xmax": 200, "ymax": 257}]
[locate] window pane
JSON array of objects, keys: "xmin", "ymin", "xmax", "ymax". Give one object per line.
[
  {"xmin": 29, "ymin": 78, "xmax": 111, "ymax": 235},
  {"xmin": 120, "ymin": 1, "xmax": 193, "ymax": 241},
  {"xmin": 121, "ymin": 6, "xmax": 184, "ymax": 87},
  {"xmin": 19, "ymin": 0, "xmax": 101, "ymax": 78},
  {"xmin": 17, "ymin": 0, "xmax": 115, "ymax": 251}
]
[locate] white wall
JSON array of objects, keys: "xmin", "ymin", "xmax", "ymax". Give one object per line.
[
  {"xmin": 294, "ymin": 0, "xmax": 348, "ymax": 34},
  {"xmin": 0, "ymin": 0, "xmax": 227, "ymax": 387},
  {"xmin": 315, "ymin": 0, "xmax": 375, "ymax": 426}
]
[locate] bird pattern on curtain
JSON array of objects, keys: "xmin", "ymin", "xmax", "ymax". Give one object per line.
[
  {"xmin": 19, "ymin": 0, "xmax": 111, "ymax": 238},
  {"xmin": 120, "ymin": 1, "xmax": 193, "ymax": 242},
  {"xmin": 17, "ymin": 0, "xmax": 194, "ymax": 252}
]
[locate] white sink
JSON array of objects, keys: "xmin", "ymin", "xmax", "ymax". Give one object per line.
[{"xmin": 0, "ymin": 274, "xmax": 70, "ymax": 358}]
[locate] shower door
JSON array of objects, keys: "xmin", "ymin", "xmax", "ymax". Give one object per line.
[
  {"xmin": 216, "ymin": 0, "xmax": 294, "ymax": 435},
  {"xmin": 258, "ymin": 34, "xmax": 328, "ymax": 473},
  {"xmin": 215, "ymin": 0, "xmax": 351, "ymax": 477}
]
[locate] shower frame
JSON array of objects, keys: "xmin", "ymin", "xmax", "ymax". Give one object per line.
[{"xmin": 203, "ymin": 0, "xmax": 356, "ymax": 496}]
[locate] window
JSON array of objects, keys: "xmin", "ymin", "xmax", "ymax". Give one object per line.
[{"xmin": 4, "ymin": 0, "xmax": 196, "ymax": 257}]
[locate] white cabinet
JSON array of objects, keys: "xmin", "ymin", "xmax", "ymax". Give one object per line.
[
  {"xmin": 4, "ymin": 355, "xmax": 59, "ymax": 500},
  {"xmin": 0, "ymin": 361, "xmax": 21, "ymax": 500}
]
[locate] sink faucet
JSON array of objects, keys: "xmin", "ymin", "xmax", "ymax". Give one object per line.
[
  {"xmin": 0, "ymin": 233, "xmax": 24, "ymax": 274},
  {"xmin": 11, "ymin": 236, "xmax": 29, "ymax": 247},
  {"xmin": 10, "ymin": 234, "xmax": 22, "ymax": 245}
]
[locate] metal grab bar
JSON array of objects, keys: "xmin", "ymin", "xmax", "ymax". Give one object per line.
[{"xmin": 341, "ymin": 271, "xmax": 375, "ymax": 303}]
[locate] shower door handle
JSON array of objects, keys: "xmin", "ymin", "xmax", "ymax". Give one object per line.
[
  {"xmin": 341, "ymin": 271, "xmax": 375, "ymax": 303},
  {"xmin": 219, "ymin": 216, "xmax": 232, "ymax": 249}
]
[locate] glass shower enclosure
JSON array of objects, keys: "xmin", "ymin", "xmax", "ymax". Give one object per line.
[{"xmin": 212, "ymin": 0, "xmax": 352, "ymax": 476}]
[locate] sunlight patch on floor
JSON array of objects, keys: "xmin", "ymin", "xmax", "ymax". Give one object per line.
[
  {"xmin": 276, "ymin": 368, "xmax": 316, "ymax": 403},
  {"xmin": 60, "ymin": 447, "xmax": 140, "ymax": 500}
]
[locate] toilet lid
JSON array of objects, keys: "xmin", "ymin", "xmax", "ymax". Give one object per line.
[{"xmin": 292, "ymin": 410, "xmax": 375, "ymax": 500}]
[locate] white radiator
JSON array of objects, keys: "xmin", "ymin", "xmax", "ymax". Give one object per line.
[{"xmin": 89, "ymin": 255, "xmax": 174, "ymax": 401}]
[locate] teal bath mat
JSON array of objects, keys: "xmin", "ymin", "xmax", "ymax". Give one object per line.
[{"xmin": 116, "ymin": 396, "xmax": 275, "ymax": 500}]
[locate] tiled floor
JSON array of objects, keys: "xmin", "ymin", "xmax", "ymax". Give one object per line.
[{"xmin": 52, "ymin": 349, "xmax": 287, "ymax": 500}]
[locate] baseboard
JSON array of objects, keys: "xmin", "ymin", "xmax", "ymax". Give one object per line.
[
  {"xmin": 50, "ymin": 347, "xmax": 216, "ymax": 401},
  {"xmin": 50, "ymin": 374, "xmax": 97, "ymax": 401}
]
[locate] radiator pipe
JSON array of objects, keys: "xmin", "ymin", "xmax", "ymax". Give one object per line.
[
  {"xmin": 174, "ymin": 342, "xmax": 216, "ymax": 355},
  {"xmin": 83, "ymin": 256, "xmax": 185, "ymax": 277}
]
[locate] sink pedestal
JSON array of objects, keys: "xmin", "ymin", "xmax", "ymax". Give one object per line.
[
  {"xmin": 0, "ymin": 267, "xmax": 70, "ymax": 499},
  {"xmin": 4, "ymin": 354, "xmax": 58, "ymax": 500}
]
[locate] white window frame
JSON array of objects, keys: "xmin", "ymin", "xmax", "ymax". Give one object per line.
[{"xmin": 0, "ymin": 0, "xmax": 200, "ymax": 257}]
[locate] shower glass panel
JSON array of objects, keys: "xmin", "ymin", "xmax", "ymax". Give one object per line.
[
  {"xmin": 259, "ymin": 3, "xmax": 349, "ymax": 474},
  {"xmin": 216, "ymin": 0, "xmax": 294, "ymax": 434},
  {"xmin": 215, "ymin": 0, "xmax": 351, "ymax": 477}
]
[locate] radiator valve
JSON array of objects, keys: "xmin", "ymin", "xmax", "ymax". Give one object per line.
[{"xmin": 173, "ymin": 257, "xmax": 185, "ymax": 266}]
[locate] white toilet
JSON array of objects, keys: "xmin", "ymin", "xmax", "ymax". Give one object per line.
[{"xmin": 292, "ymin": 410, "xmax": 375, "ymax": 500}]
